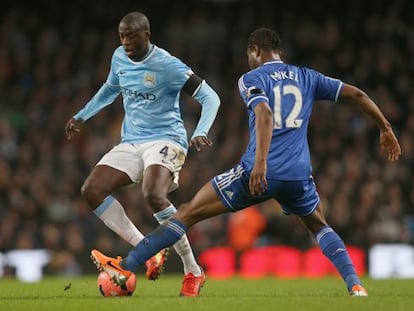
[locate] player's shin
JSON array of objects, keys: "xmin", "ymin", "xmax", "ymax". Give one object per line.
[
  {"xmin": 93, "ymin": 195, "xmax": 145, "ymax": 246},
  {"xmin": 315, "ymin": 226, "xmax": 362, "ymax": 291},
  {"xmin": 121, "ymin": 219, "xmax": 187, "ymax": 271},
  {"xmin": 153, "ymin": 205, "xmax": 202, "ymax": 275}
]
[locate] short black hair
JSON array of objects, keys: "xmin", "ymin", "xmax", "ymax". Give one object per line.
[
  {"xmin": 247, "ymin": 28, "xmax": 281, "ymax": 52},
  {"xmin": 120, "ymin": 12, "xmax": 150, "ymax": 32}
]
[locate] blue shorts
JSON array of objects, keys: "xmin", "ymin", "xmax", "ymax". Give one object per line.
[{"xmin": 211, "ymin": 164, "xmax": 319, "ymax": 216}]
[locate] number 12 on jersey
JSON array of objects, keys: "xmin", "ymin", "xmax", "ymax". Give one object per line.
[{"xmin": 272, "ymin": 84, "xmax": 303, "ymax": 129}]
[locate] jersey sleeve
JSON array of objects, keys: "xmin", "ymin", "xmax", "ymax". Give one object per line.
[
  {"xmin": 238, "ymin": 72, "xmax": 269, "ymax": 109},
  {"xmin": 191, "ymin": 81, "xmax": 220, "ymax": 138},
  {"xmin": 165, "ymin": 56, "xmax": 193, "ymax": 91},
  {"xmin": 105, "ymin": 50, "xmax": 121, "ymax": 87},
  {"xmin": 310, "ymin": 69, "xmax": 343, "ymax": 102}
]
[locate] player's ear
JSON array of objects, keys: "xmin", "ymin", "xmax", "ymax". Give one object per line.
[
  {"xmin": 255, "ymin": 46, "xmax": 261, "ymax": 58},
  {"xmin": 248, "ymin": 45, "xmax": 260, "ymax": 57}
]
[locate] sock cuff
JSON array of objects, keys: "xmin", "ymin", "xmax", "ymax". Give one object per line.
[
  {"xmin": 164, "ymin": 218, "xmax": 187, "ymax": 237},
  {"xmin": 153, "ymin": 205, "xmax": 177, "ymax": 223},
  {"xmin": 314, "ymin": 225, "xmax": 334, "ymax": 244},
  {"xmin": 93, "ymin": 195, "xmax": 115, "ymax": 217}
]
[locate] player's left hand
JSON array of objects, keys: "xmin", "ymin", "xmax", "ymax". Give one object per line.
[
  {"xmin": 189, "ymin": 136, "xmax": 213, "ymax": 151},
  {"xmin": 379, "ymin": 129, "xmax": 401, "ymax": 161}
]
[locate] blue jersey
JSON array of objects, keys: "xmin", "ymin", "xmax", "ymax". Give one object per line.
[
  {"xmin": 73, "ymin": 44, "xmax": 194, "ymax": 151},
  {"xmin": 238, "ymin": 60, "xmax": 343, "ymax": 180}
]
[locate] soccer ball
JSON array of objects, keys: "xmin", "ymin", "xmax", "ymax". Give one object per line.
[{"xmin": 97, "ymin": 271, "xmax": 136, "ymax": 297}]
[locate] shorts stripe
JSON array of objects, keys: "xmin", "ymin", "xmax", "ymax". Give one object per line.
[{"xmin": 216, "ymin": 165, "xmax": 244, "ymax": 188}]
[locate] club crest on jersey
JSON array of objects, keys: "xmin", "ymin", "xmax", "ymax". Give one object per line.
[{"xmin": 144, "ymin": 72, "xmax": 156, "ymax": 88}]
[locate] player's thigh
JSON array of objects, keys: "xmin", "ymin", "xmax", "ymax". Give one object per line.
[
  {"xmin": 142, "ymin": 165, "xmax": 174, "ymax": 196},
  {"xmin": 177, "ymin": 182, "xmax": 229, "ymax": 227},
  {"xmin": 141, "ymin": 141, "xmax": 186, "ymax": 193},
  {"xmin": 83, "ymin": 164, "xmax": 133, "ymax": 194}
]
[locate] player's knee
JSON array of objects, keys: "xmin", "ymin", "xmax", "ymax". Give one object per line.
[
  {"xmin": 308, "ymin": 223, "xmax": 325, "ymax": 235},
  {"xmin": 304, "ymin": 218, "xmax": 329, "ymax": 235},
  {"xmin": 81, "ymin": 181, "xmax": 106, "ymax": 208},
  {"xmin": 81, "ymin": 181, "xmax": 92, "ymax": 198},
  {"xmin": 143, "ymin": 190, "xmax": 167, "ymax": 211}
]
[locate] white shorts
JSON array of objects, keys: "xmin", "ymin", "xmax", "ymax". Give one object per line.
[{"xmin": 96, "ymin": 141, "xmax": 186, "ymax": 192}]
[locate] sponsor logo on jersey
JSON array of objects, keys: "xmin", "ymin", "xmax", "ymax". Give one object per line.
[{"xmin": 120, "ymin": 87, "xmax": 156, "ymax": 100}]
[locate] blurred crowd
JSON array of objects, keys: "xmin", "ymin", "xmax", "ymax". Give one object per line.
[{"xmin": 0, "ymin": 0, "xmax": 413, "ymax": 275}]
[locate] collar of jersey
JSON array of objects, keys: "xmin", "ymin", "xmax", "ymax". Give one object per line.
[
  {"xmin": 263, "ymin": 60, "xmax": 284, "ymax": 65},
  {"xmin": 129, "ymin": 44, "xmax": 155, "ymax": 63}
]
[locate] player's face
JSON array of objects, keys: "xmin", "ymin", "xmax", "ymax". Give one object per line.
[
  {"xmin": 246, "ymin": 46, "xmax": 260, "ymax": 69},
  {"xmin": 118, "ymin": 23, "xmax": 150, "ymax": 60}
]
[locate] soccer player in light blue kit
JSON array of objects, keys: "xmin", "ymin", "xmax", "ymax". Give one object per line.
[
  {"xmin": 91, "ymin": 28, "xmax": 401, "ymax": 296},
  {"xmin": 65, "ymin": 12, "xmax": 220, "ymax": 296}
]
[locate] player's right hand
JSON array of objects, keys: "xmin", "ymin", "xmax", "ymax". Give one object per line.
[
  {"xmin": 249, "ymin": 161, "xmax": 268, "ymax": 196},
  {"xmin": 65, "ymin": 118, "xmax": 83, "ymax": 140}
]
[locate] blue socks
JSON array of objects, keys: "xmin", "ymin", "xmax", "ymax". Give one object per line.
[
  {"xmin": 315, "ymin": 226, "xmax": 361, "ymax": 290},
  {"xmin": 121, "ymin": 219, "xmax": 187, "ymax": 271},
  {"xmin": 120, "ymin": 220, "xmax": 360, "ymax": 291}
]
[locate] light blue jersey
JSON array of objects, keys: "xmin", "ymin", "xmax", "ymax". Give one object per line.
[
  {"xmin": 238, "ymin": 60, "xmax": 343, "ymax": 180},
  {"xmin": 73, "ymin": 44, "xmax": 201, "ymax": 151}
]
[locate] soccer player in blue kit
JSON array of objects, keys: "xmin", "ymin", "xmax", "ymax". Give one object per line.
[
  {"xmin": 65, "ymin": 12, "xmax": 220, "ymax": 296},
  {"xmin": 91, "ymin": 28, "xmax": 401, "ymax": 296}
]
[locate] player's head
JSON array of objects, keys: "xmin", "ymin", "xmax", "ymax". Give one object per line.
[
  {"xmin": 246, "ymin": 28, "xmax": 282, "ymax": 69},
  {"xmin": 118, "ymin": 12, "xmax": 151, "ymax": 60}
]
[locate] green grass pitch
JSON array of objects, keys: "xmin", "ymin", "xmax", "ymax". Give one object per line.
[{"xmin": 0, "ymin": 275, "xmax": 413, "ymax": 311}]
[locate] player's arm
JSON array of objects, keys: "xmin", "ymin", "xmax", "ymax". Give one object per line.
[
  {"xmin": 339, "ymin": 83, "xmax": 401, "ymax": 161},
  {"xmin": 66, "ymin": 54, "xmax": 120, "ymax": 140},
  {"xmin": 182, "ymin": 74, "xmax": 220, "ymax": 151},
  {"xmin": 65, "ymin": 82, "xmax": 120, "ymax": 140},
  {"xmin": 250, "ymin": 102, "xmax": 273, "ymax": 195}
]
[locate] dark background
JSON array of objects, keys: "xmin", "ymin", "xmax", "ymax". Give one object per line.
[{"xmin": 0, "ymin": 0, "xmax": 412, "ymax": 275}]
